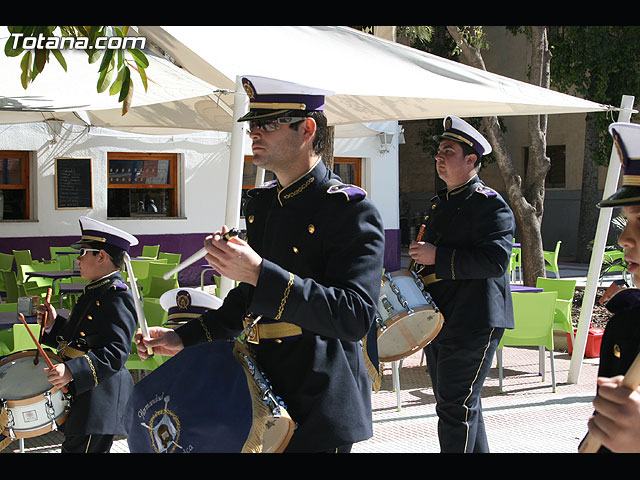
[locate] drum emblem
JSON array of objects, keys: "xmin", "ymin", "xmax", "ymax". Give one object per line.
[{"xmin": 140, "ymin": 395, "xmax": 190, "ymax": 453}]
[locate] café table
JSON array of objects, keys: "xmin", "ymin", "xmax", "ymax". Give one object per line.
[
  {"xmin": 510, "ymin": 284, "xmax": 543, "ymax": 293},
  {"xmin": 0, "ymin": 308, "xmax": 71, "ymax": 330},
  {"xmin": 58, "ymin": 282, "xmax": 87, "ymax": 307},
  {"xmin": 24, "ymin": 269, "xmax": 79, "ymax": 296}
]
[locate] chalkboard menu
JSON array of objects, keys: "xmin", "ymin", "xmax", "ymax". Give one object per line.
[{"xmin": 55, "ymin": 157, "xmax": 93, "ymax": 209}]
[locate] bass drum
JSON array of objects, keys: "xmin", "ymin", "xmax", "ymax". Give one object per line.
[
  {"xmin": 125, "ymin": 340, "xmax": 295, "ymax": 453},
  {"xmin": 376, "ymin": 270, "xmax": 444, "ymax": 362},
  {"xmin": 0, "ymin": 349, "xmax": 70, "ymax": 440}
]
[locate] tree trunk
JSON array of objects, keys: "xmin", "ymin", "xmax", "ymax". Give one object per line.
[
  {"xmin": 322, "ymin": 126, "xmax": 335, "ymax": 171},
  {"xmin": 447, "ymin": 26, "xmax": 549, "ymax": 285},
  {"xmin": 575, "ymin": 113, "xmax": 602, "ymax": 262}
]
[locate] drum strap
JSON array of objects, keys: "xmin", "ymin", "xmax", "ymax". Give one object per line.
[
  {"xmin": 242, "ymin": 317, "xmax": 302, "ymax": 344},
  {"xmin": 419, "ymin": 272, "xmax": 441, "ymax": 286}
]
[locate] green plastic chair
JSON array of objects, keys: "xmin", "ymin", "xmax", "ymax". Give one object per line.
[
  {"xmin": 50, "ymin": 246, "xmax": 80, "ymax": 271},
  {"xmin": 497, "ymin": 291, "xmax": 558, "ymax": 393},
  {"xmin": 19, "ymin": 263, "xmax": 62, "ymax": 306},
  {"xmin": 129, "ymin": 259, "xmax": 151, "ymax": 285},
  {"xmin": 2, "ymin": 270, "xmax": 49, "ymax": 302},
  {"xmin": 0, "ymin": 302, "xmax": 17, "ymax": 312},
  {"xmin": 19, "ymin": 261, "xmax": 61, "ymax": 284},
  {"xmin": 535, "ymin": 277, "xmax": 577, "ymax": 346},
  {"xmin": 543, "ymin": 240, "xmax": 562, "ymax": 278},
  {"xmin": 0, "ymin": 302, "xmax": 18, "ymax": 355},
  {"xmin": 0, "ymin": 252, "xmax": 14, "ymax": 271},
  {"xmin": 509, "ymin": 249, "xmax": 521, "ymax": 283},
  {"xmin": 13, "ymin": 249, "xmax": 43, "ymax": 270},
  {"xmin": 146, "ymin": 276, "xmax": 179, "ymax": 300},
  {"xmin": 126, "ymin": 299, "xmax": 168, "ymax": 371},
  {"xmin": 140, "ymin": 262, "xmax": 177, "ymax": 294},
  {"xmin": 158, "ymin": 252, "xmax": 182, "ymax": 264},
  {"xmin": 600, "ymin": 249, "xmax": 632, "ymax": 285},
  {"xmin": 140, "ymin": 245, "xmax": 160, "ymax": 259},
  {"xmin": 4, "ymin": 323, "xmax": 40, "ymax": 355},
  {"xmin": 0, "ymin": 252, "xmax": 14, "ymax": 293}
]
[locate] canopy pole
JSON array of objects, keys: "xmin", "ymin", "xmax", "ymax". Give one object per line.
[
  {"xmin": 568, "ymin": 94, "xmax": 635, "ymax": 383},
  {"xmin": 219, "ymin": 75, "xmax": 248, "ymax": 299}
]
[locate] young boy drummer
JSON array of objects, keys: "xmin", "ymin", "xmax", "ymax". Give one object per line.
[{"xmin": 37, "ymin": 217, "xmax": 139, "ymax": 453}]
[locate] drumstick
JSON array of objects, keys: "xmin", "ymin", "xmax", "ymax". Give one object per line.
[
  {"xmin": 408, "ymin": 224, "xmax": 426, "ymax": 272},
  {"xmin": 34, "ymin": 287, "xmax": 53, "ymax": 366},
  {"xmin": 579, "ymin": 351, "xmax": 640, "ymax": 453},
  {"xmin": 18, "ymin": 313, "xmax": 68, "ymax": 394},
  {"xmin": 162, "ymin": 228, "xmax": 240, "ymax": 280},
  {"xmin": 124, "ymin": 253, "xmax": 153, "ymax": 357}
]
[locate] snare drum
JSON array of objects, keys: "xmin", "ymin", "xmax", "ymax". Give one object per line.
[
  {"xmin": 376, "ymin": 270, "xmax": 444, "ymax": 362},
  {"xmin": 0, "ymin": 350, "xmax": 70, "ymax": 440}
]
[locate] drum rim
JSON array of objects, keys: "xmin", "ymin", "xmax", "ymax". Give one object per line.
[
  {"xmin": 1, "ymin": 412, "xmax": 68, "ymax": 439},
  {"xmin": 0, "ymin": 349, "xmax": 64, "ymax": 401},
  {"xmin": 377, "ymin": 311, "xmax": 444, "ymax": 362}
]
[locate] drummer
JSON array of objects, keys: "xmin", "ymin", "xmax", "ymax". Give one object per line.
[
  {"xmin": 409, "ymin": 116, "xmax": 515, "ymax": 453},
  {"xmin": 135, "ymin": 76, "xmax": 386, "ymax": 453},
  {"xmin": 583, "ymin": 122, "xmax": 640, "ymax": 453},
  {"xmin": 37, "ymin": 217, "xmax": 138, "ymax": 453}
]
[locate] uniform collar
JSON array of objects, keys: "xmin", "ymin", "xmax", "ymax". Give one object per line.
[
  {"xmin": 276, "ymin": 159, "xmax": 328, "ymax": 206},
  {"xmin": 84, "ymin": 270, "xmax": 121, "ymax": 292},
  {"xmin": 439, "ymin": 175, "xmax": 481, "ymax": 201}
]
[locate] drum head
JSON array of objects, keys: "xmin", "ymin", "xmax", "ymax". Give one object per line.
[
  {"xmin": 0, "ymin": 350, "xmax": 61, "ymax": 400},
  {"xmin": 261, "ymin": 415, "xmax": 296, "ymax": 453},
  {"xmin": 377, "ymin": 308, "xmax": 443, "ymax": 362}
]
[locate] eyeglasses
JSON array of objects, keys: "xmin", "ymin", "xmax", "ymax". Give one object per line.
[
  {"xmin": 78, "ymin": 248, "xmax": 100, "ymax": 257},
  {"xmin": 247, "ymin": 116, "xmax": 306, "ymax": 134}
]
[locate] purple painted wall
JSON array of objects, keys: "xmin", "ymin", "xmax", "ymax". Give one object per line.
[{"xmin": 0, "ymin": 228, "xmax": 401, "ymax": 287}]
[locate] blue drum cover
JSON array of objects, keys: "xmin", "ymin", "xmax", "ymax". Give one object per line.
[{"xmin": 124, "ymin": 340, "xmax": 253, "ymax": 453}]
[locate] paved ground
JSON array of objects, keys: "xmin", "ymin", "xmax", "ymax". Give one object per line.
[
  {"xmin": 2, "ymin": 260, "xmax": 607, "ymax": 454},
  {"xmin": 2, "ymin": 345, "xmax": 599, "ymax": 454}
]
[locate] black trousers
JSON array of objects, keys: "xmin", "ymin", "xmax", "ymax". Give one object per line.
[
  {"xmin": 61, "ymin": 434, "xmax": 115, "ymax": 453},
  {"xmin": 425, "ymin": 327, "xmax": 503, "ymax": 453}
]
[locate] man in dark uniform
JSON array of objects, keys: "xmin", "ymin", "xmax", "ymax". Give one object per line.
[
  {"xmin": 583, "ymin": 122, "xmax": 640, "ymax": 453},
  {"xmin": 409, "ymin": 116, "xmax": 515, "ymax": 453},
  {"xmin": 135, "ymin": 76, "xmax": 385, "ymax": 453},
  {"xmin": 37, "ymin": 216, "xmax": 138, "ymax": 453}
]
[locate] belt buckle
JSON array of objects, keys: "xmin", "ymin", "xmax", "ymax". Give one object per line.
[{"xmin": 242, "ymin": 316, "xmax": 260, "ymax": 344}]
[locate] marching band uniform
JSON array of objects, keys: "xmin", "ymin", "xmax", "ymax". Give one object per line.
[
  {"xmin": 415, "ymin": 116, "xmax": 515, "ymax": 452},
  {"xmin": 175, "ymin": 77, "xmax": 385, "ymax": 452},
  {"xmin": 581, "ymin": 121, "xmax": 640, "ymax": 453},
  {"xmin": 41, "ymin": 217, "xmax": 138, "ymax": 453}
]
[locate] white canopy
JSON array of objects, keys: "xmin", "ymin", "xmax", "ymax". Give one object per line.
[
  {"xmin": 0, "ymin": 27, "xmax": 223, "ymax": 131},
  {"xmin": 1, "ymin": 26, "xmax": 615, "ymax": 134},
  {"xmin": 134, "ymin": 26, "xmax": 612, "ymax": 129}
]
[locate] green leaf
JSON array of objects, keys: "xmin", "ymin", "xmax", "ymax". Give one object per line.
[
  {"xmin": 33, "ymin": 48, "xmax": 47, "ymax": 75},
  {"xmin": 19, "ymin": 51, "xmax": 32, "ymax": 89},
  {"xmin": 118, "ymin": 67, "xmax": 131, "ymax": 102},
  {"xmin": 137, "ymin": 65, "xmax": 148, "ymax": 92},
  {"xmin": 51, "ymin": 49, "xmax": 67, "ymax": 71},
  {"xmin": 109, "ymin": 68, "xmax": 124, "ymax": 96},
  {"xmin": 4, "ymin": 36, "xmax": 23, "ymax": 57},
  {"xmin": 128, "ymin": 48, "xmax": 149, "ymax": 69},
  {"xmin": 87, "ymin": 48, "xmax": 102, "ymax": 64},
  {"xmin": 98, "ymin": 48, "xmax": 114, "ymax": 73},
  {"xmin": 121, "ymin": 79, "xmax": 133, "ymax": 115},
  {"xmin": 97, "ymin": 56, "xmax": 115, "ymax": 93}
]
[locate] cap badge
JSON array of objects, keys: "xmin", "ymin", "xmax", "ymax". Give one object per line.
[{"xmin": 176, "ymin": 290, "xmax": 192, "ymax": 310}]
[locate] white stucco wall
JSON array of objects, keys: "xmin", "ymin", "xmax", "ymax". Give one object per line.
[{"xmin": 0, "ymin": 120, "xmax": 400, "ymax": 239}]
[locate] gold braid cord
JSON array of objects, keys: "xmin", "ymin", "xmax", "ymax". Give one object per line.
[{"xmin": 233, "ymin": 341, "xmax": 294, "ymax": 453}]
